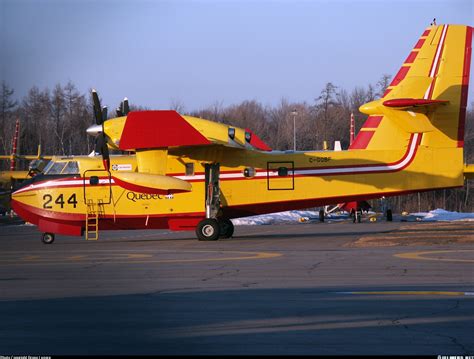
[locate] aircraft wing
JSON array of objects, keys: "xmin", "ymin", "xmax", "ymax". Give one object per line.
[
  {"xmin": 465, "ymin": 164, "xmax": 474, "ymax": 180},
  {"xmin": 116, "ymin": 111, "xmax": 272, "ymax": 152}
]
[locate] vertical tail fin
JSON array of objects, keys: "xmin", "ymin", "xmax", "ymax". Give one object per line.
[{"xmin": 351, "ymin": 24, "xmax": 472, "ymax": 150}]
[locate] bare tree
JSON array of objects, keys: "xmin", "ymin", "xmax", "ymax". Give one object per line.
[
  {"xmin": 0, "ymin": 82, "xmax": 18, "ymax": 164},
  {"xmin": 376, "ymin": 74, "xmax": 392, "ymax": 98}
]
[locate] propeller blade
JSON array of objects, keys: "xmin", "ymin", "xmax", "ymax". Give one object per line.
[
  {"xmin": 102, "ymin": 106, "xmax": 108, "ymax": 121},
  {"xmin": 92, "ymin": 89, "xmax": 103, "ymax": 125},
  {"xmin": 122, "ymin": 98, "xmax": 130, "ymax": 115},
  {"xmin": 94, "ymin": 134, "xmax": 104, "ymax": 154},
  {"xmin": 94, "ymin": 134, "xmax": 110, "ymax": 171},
  {"xmin": 101, "ymin": 136, "xmax": 110, "ymax": 171}
]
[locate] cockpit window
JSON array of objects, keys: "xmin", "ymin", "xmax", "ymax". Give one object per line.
[
  {"xmin": 44, "ymin": 162, "xmax": 67, "ymax": 175},
  {"xmin": 62, "ymin": 161, "xmax": 79, "ymax": 174}
]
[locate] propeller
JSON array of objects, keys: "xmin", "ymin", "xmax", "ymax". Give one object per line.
[
  {"xmin": 116, "ymin": 97, "xmax": 130, "ymax": 117},
  {"xmin": 90, "ymin": 89, "xmax": 110, "ymax": 171},
  {"xmin": 88, "ymin": 90, "xmax": 132, "ymax": 170}
]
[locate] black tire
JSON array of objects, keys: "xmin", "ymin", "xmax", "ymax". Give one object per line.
[
  {"xmin": 219, "ymin": 218, "xmax": 234, "ymax": 238},
  {"xmin": 319, "ymin": 209, "xmax": 325, "ymax": 222},
  {"xmin": 41, "ymin": 232, "xmax": 55, "ymax": 244},
  {"xmin": 196, "ymin": 219, "xmax": 220, "ymax": 241},
  {"xmin": 386, "ymin": 209, "xmax": 393, "ymax": 222}
]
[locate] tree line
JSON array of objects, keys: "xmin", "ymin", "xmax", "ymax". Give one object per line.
[{"xmin": 1, "ymin": 78, "xmax": 473, "ymax": 212}]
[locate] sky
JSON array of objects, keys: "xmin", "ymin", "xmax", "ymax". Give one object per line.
[{"xmin": 1, "ymin": 0, "xmax": 473, "ymax": 113}]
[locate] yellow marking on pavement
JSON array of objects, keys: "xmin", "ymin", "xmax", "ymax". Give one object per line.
[
  {"xmin": 0, "ymin": 250, "xmax": 282, "ymax": 265},
  {"xmin": 339, "ymin": 291, "xmax": 473, "ymax": 296},
  {"xmin": 395, "ymin": 250, "xmax": 474, "ymax": 263},
  {"xmin": 67, "ymin": 255, "xmax": 84, "ymax": 260},
  {"xmin": 152, "ymin": 251, "xmax": 281, "ymax": 263},
  {"xmin": 22, "ymin": 255, "xmax": 40, "ymax": 261},
  {"xmin": 127, "ymin": 253, "xmax": 153, "ymax": 259}
]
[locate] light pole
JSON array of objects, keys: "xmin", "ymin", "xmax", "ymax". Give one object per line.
[{"xmin": 291, "ymin": 109, "xmax": 298, "ymax": 151}]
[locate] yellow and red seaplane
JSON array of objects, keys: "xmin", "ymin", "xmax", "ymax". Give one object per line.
[{"xmin": 11, "ymin": 24, "xmax": 474, "ymax": 243}]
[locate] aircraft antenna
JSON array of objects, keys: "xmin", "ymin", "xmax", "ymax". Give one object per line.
[
  {"xmin": 350, "ymin": 112, "xmax": 355, "ymax": 146},
  {"xmin": 10, "ymin": 118, "xmax": 20, "ymax": 171}
]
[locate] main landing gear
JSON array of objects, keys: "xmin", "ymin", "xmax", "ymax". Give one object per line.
[
  {"xmin": 195, "ymin": 218, "xmax": 235, "ymax": 241},
  {"xmin": 41, "ymin": 232, "xmax": 55, "ymax": 244},
  {"xmin": 195, "ymin": 162, "xmax": 235, "ymax": 241}
]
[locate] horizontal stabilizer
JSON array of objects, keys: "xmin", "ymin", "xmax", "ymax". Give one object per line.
[
  {"xmin": 383, "ymin": 98, "xmax": 449, "ymax": 109},
  {"xmin": 384, "ymin": 108, "xmax": 435, "ymax": 133},
  {"xmin": 112, "ymin": 172, "xmax": 192, "ymax": 195}
]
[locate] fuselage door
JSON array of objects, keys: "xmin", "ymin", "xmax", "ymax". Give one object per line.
[
  {"xmin": 267, "ymin": 161, "xmax": 294, "ymax": 190},
  {"xmin": 83, "ymin": 169, "xmax": 112, "ymax": 204}
]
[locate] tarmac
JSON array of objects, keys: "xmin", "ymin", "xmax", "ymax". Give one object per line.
[{"xmin": 0, "ymin": 218, "xmax": 473, "ymax": 355}]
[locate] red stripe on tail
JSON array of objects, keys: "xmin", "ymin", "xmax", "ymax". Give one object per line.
[{"xmin": 457, "ymin": 26, "xmax": 473, "ymax": 147}]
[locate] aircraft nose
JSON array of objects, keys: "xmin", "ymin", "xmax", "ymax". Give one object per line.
[{"xmin": 86, "ymin": 124, "xmax": 102, "ymax": 137}]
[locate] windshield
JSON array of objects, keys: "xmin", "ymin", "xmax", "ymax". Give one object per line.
[
  {"xmin": 62, "ymin": 161, "xmax": 79, "ymax": 174},
  {"xmin": 44, "ymin": 162, "xmax": 67, "ymax": 175},
  {"xmin": 43, "ymin": 161, "xmax": 80, "ymax": 175}
]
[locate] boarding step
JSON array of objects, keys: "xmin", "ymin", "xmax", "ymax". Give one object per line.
[{"xmin": 85, "ymin": 199, "xmax": 104, "ymax": 241}]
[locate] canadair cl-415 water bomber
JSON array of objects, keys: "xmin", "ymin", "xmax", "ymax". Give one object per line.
[{"xmin": 11, "ymin": 24, "xmax": 474, "ymax": 243}]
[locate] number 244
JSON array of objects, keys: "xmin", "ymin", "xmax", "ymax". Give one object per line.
[{"xmin": 43, "ymin": 193, "xmax": 78, "ymax": 209}]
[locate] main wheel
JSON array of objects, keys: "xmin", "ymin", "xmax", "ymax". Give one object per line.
[
  {"xmin": 41, "ymin": 232, "xmax": 55, "ymax": 244},
  {"xmin": 319, "ymin": 209, "xmax": 325, "ymax": 222},
  {"xmin": 219, "ymin": 218, "xmax": 234, "ymax": 238},
  {"xmin": 196, "ymin": 219, "xmax": 220, "ymax": 241}
]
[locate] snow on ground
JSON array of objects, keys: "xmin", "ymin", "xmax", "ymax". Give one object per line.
[
  {"xmin": 231, "ymin": 210, "xmax": 348, "ymax": 225},
  {"xmin": 231, "ymin": 208, "xmax": 474, "ymax": 225},
  {"xmin": 412, "ymin": 208, "xmax": 474, "ymax": 222}
]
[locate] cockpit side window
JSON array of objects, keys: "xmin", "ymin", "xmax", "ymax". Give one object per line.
[
  {"xmin": 62, "ymin": 161, "xmax": 79, "ymax": 174},
  {"xmin": 44, "ymin": 162, "xmax": 67, "ymax": 175}
]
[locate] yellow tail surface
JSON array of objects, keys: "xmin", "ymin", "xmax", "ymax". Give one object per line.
[{"xmin": 352, "ymin": 24, "xmax": 472, "ymax": 151}]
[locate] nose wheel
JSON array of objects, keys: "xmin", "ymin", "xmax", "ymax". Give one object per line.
[{"xmin": 41, "ymin": 232, "xmax": 55, "ymax": 244}]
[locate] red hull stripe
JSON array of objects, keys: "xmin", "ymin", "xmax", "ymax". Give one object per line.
[
  {"xmin": 362, "ymin": 116, "xmax": 383, "ymax": 128},
  {"xmin": 424, "ymin": 25, "xmax": 449, "ymax": 100},
  {"xmin": 457, "ymin": 26, "xmax": 473, "ymax": 147},
  {"xmin": 11, "ymin": 199, "xmax": 205, "ymax": 226},
  {"xmin": 422, "ymin": 29, "xmax": 431, "ymax": 37}
]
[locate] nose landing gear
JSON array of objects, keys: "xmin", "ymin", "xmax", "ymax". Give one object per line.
[{"xmin": 41, "ymin": 232, "xmax": 55, "ymax": 244}]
